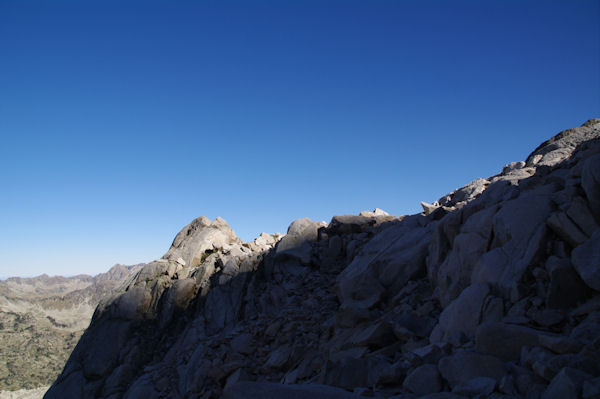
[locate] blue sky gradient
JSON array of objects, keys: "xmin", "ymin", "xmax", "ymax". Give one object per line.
[{"xmin": 1, "ymin": 0, "xmax": 599, "ymax": 277}]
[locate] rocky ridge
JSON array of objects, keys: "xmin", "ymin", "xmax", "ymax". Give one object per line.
[
  {"xmin": 46, "ymin": 119, "xmax": 600, "ymax": 398},
  {"xmin": 0, "ymin": 265, "xmax": 143, "ymax": 392}
]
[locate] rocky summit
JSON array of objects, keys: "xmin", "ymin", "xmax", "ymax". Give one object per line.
[{"xmin": 45, "ymin": 120, "xmax": 600, "ymax": 399}]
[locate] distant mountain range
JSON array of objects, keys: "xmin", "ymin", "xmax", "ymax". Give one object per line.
[{"xmin": 0, "ymin": 264, "xmax": 143, "ymax": 394}]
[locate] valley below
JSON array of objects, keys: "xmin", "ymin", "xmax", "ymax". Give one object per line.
[{"xmin": 0, "ymin": 265, "xmax": 142, "ymax": 397}]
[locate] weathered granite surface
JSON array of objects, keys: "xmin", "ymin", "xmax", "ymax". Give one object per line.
[{"xmin": 45, "ymin": 119, "xmax": 600, "ymax": 399}]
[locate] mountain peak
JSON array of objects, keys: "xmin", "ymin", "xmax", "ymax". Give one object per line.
[{"xmin": 45, "ymin": 120, "xmax": 600, "ymax": 399}]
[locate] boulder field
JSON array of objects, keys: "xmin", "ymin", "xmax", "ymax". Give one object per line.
[{"xmin": 46, "ymin": 119, "xmax": 600, "ymax": 399}]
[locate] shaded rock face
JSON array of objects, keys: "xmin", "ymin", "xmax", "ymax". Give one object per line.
[
  {"xmin": 46, "ymin": 119, "xmax": 600, "ymax": 399},
  {"xmin": 0, "ymin": 264, "xmax": 142, "ymax": 393}
]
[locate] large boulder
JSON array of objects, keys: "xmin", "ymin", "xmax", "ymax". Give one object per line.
[
  {"xmin": 275, "ymin": 217, "xmax": 323, "ymax": 265},
  {"xmin": 438, "ymin": 351, "xmax": 507, "ymax": 389},
  {"xmin": 163, "ymin": 216, "xmax": 241, "ymax": 267},
  {"xmin": 432, "ymin": 283, "xmax": 491, "ymax": 343},
  {"xmin": 438, "ymin": 178, "xmax": 490, "ymax": 207},
  {"xmin": 475, "ymin": 322, "xmax": 553, "ymax": 361},
  {"xmin": 336, "ymin": 216, "xmax": 433, "ymax": 308},
  {"xmin": 403, "ymin": 364, "xmax": 443, "ymax": 395},
  {"xmin": 525, "ymin": 119, "xmax": 600, "ymax": 167},
  {"xmin": 572, "ymin": 229, "xmax": 600, "ymax": 291},
  {"xmin": 545, "ymin": 261, "xmax": 592, "ymax": 308},
  {"xmin": 471, "ymin": 186, "xmax": 553, "ymax": 298},
  {"xmin": 582, "ymin": 153, "xmax": 600, "ymax": 221},
  {"xmin": 223, "ymin": 382, "xmax": 356, "ymax": 399},
  {"xmin": 113, "ymin": 286, "xmax": 152, "ymax": 320},
  {"xmin": 542, "ymin": 367, "xmax": 593, "ymax": 399},
  {"xmin": 323, "ymin": 356, "xmax": 390, "ymax": 390}
]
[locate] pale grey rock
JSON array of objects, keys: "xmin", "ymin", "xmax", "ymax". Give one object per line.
[
  {"xmin": 528, "ymin": 153, "xmax": 544, "ymax": 166},
  {"xmin": 162, "ymin": 278, "xmax": 196, "ymax": 313},
  {"xmin": 350, "ymin": 321, "xmax": 396, "ymax": 348},
  {"xmin": 122, "ymin": 375, "xmax": 157, "ymax": 399},
  {"xmin": 223, "ymin": 381, "xmax": 356, "ymax": 399},
  {"xmin": 224, "ymin": 369, "xmax": 251, "ymax": 390},
  {"xmin": 498, "ymin": 375, "xmax": 516, "ymax": 395},
  {"xmin": 324, "ymin": 357, "xmax": 389, "ymax": 390},
  {"xmin": 481, "ymin": 296, "xmax": 504, "ymax": 324},
  {"xmin": 542, "ymin": 367, "xmax": 592, "ymax": 399},
  {"xmin": 359, "ymin": 208, "xmax": 390, "ymax": 217},
  {"xmin": 525, "ymin": 119, "xmax": 600, "ymax": 168},
  {"xmin": 533, "ymin": 308, "xmax": 565, "ymax": 327},
  {"xmin": 475, "ymin": 322, "xmax": 553, "ymax": 361},
  {"xmin": 230, "ymin": 333, "xmax": 254, "ymax": 355},
  {"xmin": 525, "ymin": 349, "xmax": 599, "ymax": 383},
  {"xmin": 336, "ymin": 265, "xmax": 385, "ymax": 309},
  {"xmin": 336, "ymin": 304, "xmax": 374, "ymax": 328},
  {"xmin": 572, "ymin": 229, "xmax": 600, "ymax": 291},
  {"xmin": 411, "ymin": 344, "xmax": 450, "ymax": 365},
  {"xmin": 472, "ymin": 188, "xmax": 553, "ymax": 297},
  {"xmin": 572, "ymin": 296, "xmax": 600, "ymax": 317},
  {"xmin": 570, "ymin": 311, "xmax": 600, "ymax": 345},
  {"xmin": 320, "ymin": 235, "xmax": 344, "ymax": 272},
  {"xmin": 133, "ymin": 261, "xmax": 171, "ymax": 284},
  {"xmin": 417, "ymin": 394, "xmax": 468, "ymax": 399},
  {"xmin": 402, "ymin": 364, "xmax": 442, "ymax": 395},
  {"xmin": 114, "ymin": 286, "xmax": 152, "ymax": 320},
  {"xmin": 439, "ymin": 178, "xmax": 489, "ymax": 207},
  {"xmin": 328, "ymin": 347, "xmax": 367, "ymax": 363},
  {"xmin": 538, "ymin": 335, "xmax": 584, "ymax": 355},
  {"xmin": 265, "ymin": 346, "xmax": 292, "ymax": 370},
  {"xmin": 337, "ymin": 218, "xmax": 433, "ymax": 308},
  {"xmin": 254, "ymin": 232, "xmax": 278, "ymax": 247},
  {"xmin": 582, "ymin": 154, "xmax": 600, "ymax": 220},
  {"xmin": 163, "ymin": 216, "xmax": 241, "ymax": 267},
  {"xmin": 546, "ymin": 263, "xmax": 591, "ymax": 308},
  {"xmin": 566, "ymin": 196, "xmax": 599, "ymax": 237},
  {"xmin": 493, "ymin": 166, "xmax": 536, "ymax": 184},
  {"xmin": 583, "ymin": 377, "xmax": 600, "ymax": 399},
  {"xmin": 44, "ymin": 371, "xmax": 85, "ymax": 399},
  {"xmin": 438, "ymin": 351, "xmax": 507, "ymax": 388},
  {"xmin": 44, "ymin": 121, "xmax": 600, "ymax": 399},
  {"xmin": 275, "ymin": 218, "xmax": 322, "ymax": 265},
  {"xmin": 544, "ymin": 255, "xmax": 571, "ymax": 275},
  {"xmin": 277, "ymin": 218, "xmax": 320, "ymax": 250},
  {"xmin": 435, "ymin": 283, "xmax": 490, "ymax": 343},
  {"xmin": 452, "ymin": 377, "xmax": 496, "ymax": 396},
  {"xmin": 547, "ymin": 212, "xmax": 588, "ymax": 248},
  {"xmin": 392, "ymin": 310, "xmax": 436, "ymax": 339},
  {"xmin": 434, "ymin": 205, "xmax": 496, "ymax": 305},
  {"xmin": 327, "ymin": 215, "xmax": 378, "ymax": 235},
  {"xmin": 502, "ymin": 161, "xmax": 526, "ymax": 173},
  {"xmin": 421, "ymin": 201, "xmax": 440, "ymax": 215}
]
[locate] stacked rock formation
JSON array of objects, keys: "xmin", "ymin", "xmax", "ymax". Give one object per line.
[{"xmin": 46, "ymin": 120, "xmax": 600, "ymax": 399}]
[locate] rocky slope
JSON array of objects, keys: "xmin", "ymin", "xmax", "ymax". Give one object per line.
[
  {"xmin": 46, "ymin": 120, "xmax": 600, "ymax": 399},
  {"xmin": 0, "ymin": 265, "xmax": 143, "ymax": 393}
]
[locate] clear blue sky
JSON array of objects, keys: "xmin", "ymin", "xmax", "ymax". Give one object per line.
[{"xmin": 1, "ymin": 0, "xmax": 598, "ymax": 278}]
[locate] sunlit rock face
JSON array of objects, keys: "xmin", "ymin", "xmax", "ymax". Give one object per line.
[{"xmin": 46, "ymin": 120, "xmax": 600, "ymax": 399}]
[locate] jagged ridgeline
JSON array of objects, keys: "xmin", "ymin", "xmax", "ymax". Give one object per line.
[{"xmin": 46, "ymin": 120, "xmax": 600, "ymax": 399}]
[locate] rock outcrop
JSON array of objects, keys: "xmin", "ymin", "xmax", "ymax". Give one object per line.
[{"xmin": 46, "ymin": 119, "xmax": 600, "ymax": 399}]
